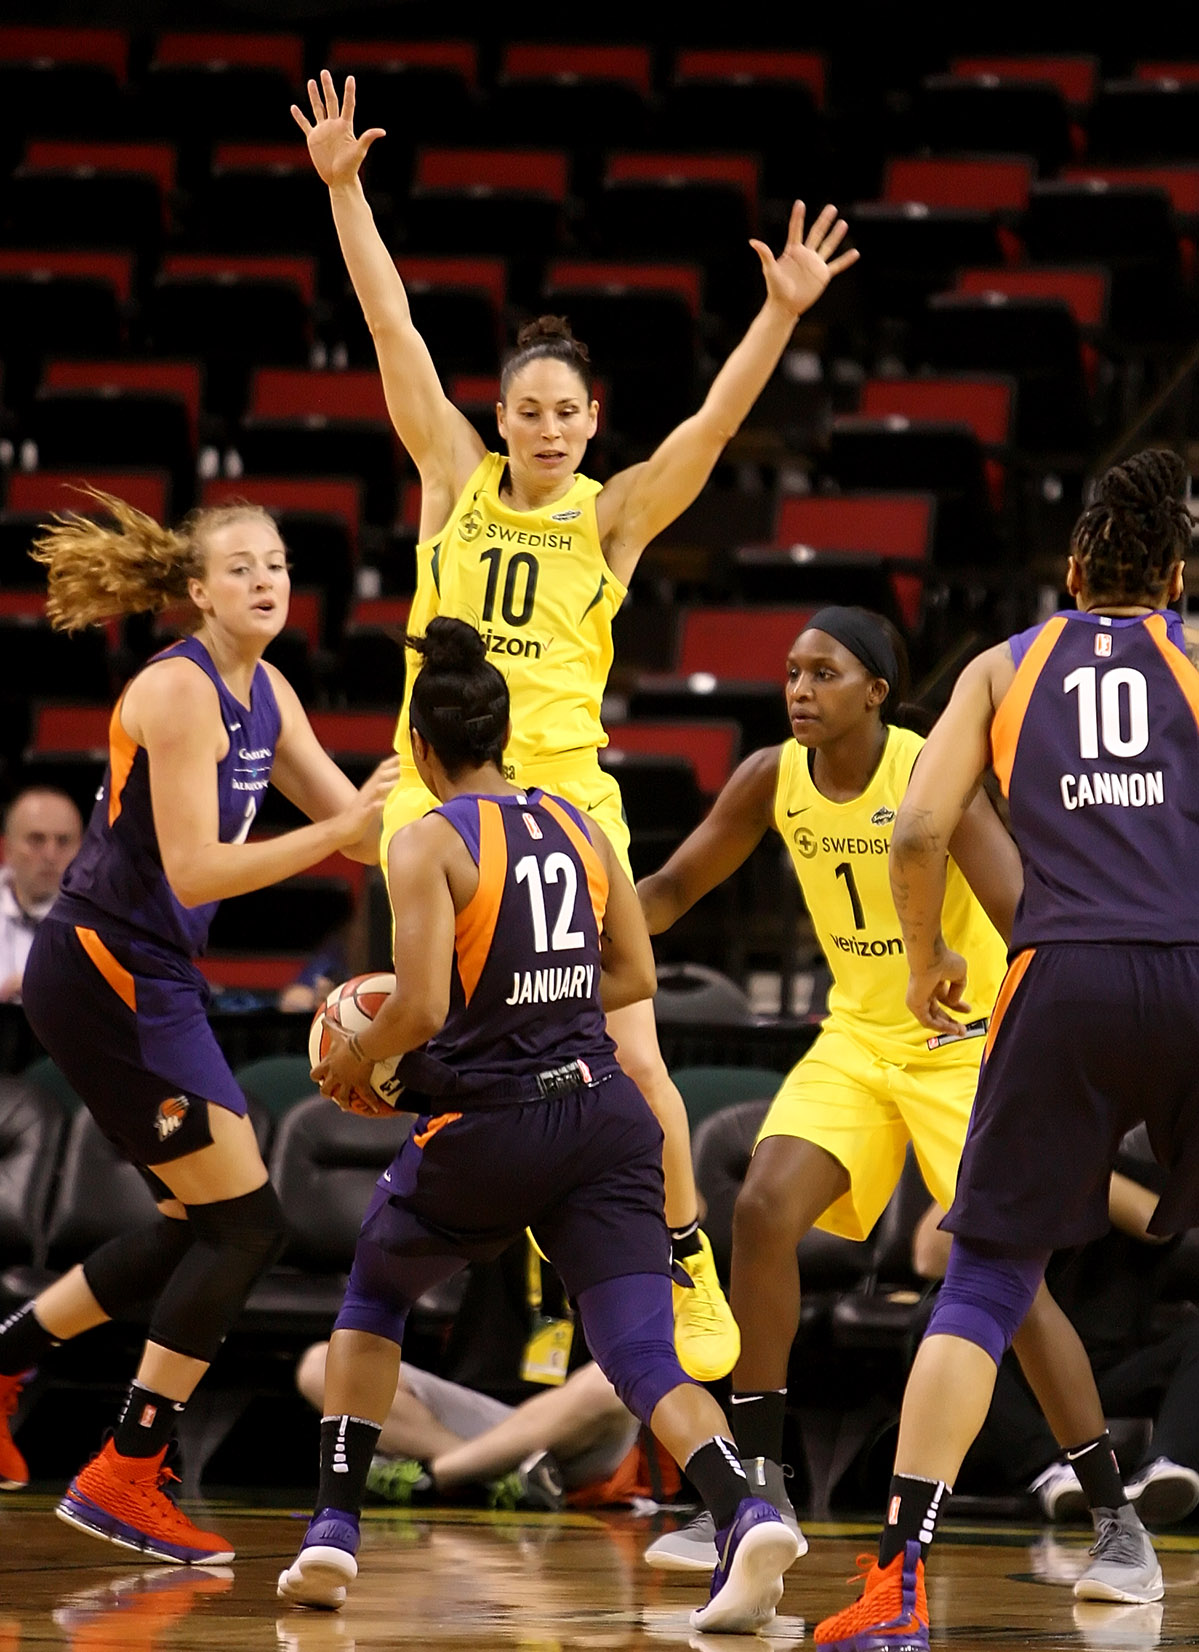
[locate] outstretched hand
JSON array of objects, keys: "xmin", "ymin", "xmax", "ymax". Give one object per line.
[
  {"xmin": 291, "ymin": 70, "xmax": 385, "ymax": 188},
  {"xmin": 750, "ymin": 201, "xmax": 858, "ymax": 318}
]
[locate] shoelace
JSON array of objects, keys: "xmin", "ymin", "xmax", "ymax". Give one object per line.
[
  {"xmin": 847, "ymin": 1551, "xmax": 879, "ymax": 1585},
  {"xmin": 1089, "ymin": 1514, "xmax": 1146, "ymax": 1565}
]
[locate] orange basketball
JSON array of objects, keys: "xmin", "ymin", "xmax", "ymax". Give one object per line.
[{"xmin": 308, "ymin": 972, "xmax": 404, "ymax": 1106}]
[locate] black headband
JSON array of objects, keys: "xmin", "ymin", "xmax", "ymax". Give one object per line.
[{"xmin": 804, "ymin": 607, "xmax": 899, "ymax": 689}]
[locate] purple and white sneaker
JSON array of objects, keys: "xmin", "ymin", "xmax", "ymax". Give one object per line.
[
  {"xmin": 690, "ymin": 1496, "xmax": 802, "ymax": 1633},
  {"xmin": 277, "ymin": 1507, "xmax": 360, "ymax": 1610}
]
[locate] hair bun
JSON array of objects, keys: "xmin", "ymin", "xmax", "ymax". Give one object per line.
[
  {"xmin": 415, "ymin": 615, "xmax": 488, "ymax": 673},
  {"xmin": 515, "ymin": 314, "xmax": 585, "ymax": 352},
  {"xmin": 1100, "ymin": 449, "xmax": 1186, "ymax": 516}
]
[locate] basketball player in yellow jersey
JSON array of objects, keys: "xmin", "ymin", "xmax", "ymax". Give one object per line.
[
  {"xmin": 293, "ymin": 71, "xmax": 859, "ymax": 1384},
  {"xmin": 638, "ymin": 608, "xmax": 1119, "ymax": 1567}
]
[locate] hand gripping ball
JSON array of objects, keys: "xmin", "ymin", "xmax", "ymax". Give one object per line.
[{"xmin": 308, "ymin": 972, "xmax": 405, "ymax": 1107}]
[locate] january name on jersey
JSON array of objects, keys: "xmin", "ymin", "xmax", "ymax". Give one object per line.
[{"xmin": 505, "ymin": 963, "xmax": 597, "ymax": 1005}]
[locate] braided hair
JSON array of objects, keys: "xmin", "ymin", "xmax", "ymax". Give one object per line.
[
  {"xmin": 499, "ymin": 315, "xmax": 594, "ymax": 400},
  {"xmin": 407, "ymin": 617, "xmax": 509, "ymax": 776},
  {"xmin": 1071, "ymin": 449, "xmax": 1192, "ymax": 606}
]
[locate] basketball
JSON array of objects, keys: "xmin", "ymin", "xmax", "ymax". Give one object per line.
[{"xmin": 308, "ymin": 972, "xmax": 405, "ymax": 1107}]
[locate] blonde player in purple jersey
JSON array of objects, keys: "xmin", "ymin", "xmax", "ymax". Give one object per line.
[
  {"xmin": 818, "ymin": 449, "xmax": 1199, "ymax": 1648},
  {"xmin": 0, "ymin": 491, "xmax": 394, "ymax": 1566}
]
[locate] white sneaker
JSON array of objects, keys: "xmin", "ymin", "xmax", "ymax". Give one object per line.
[
  {"xmin": 1030, "ymin": 1460, "xmax": 1088, "ymax": 1522},
  {"xmin": 1125, "ymin": 1456, "xmax": 1199, "ymax": 1526},
  {"xmin": 1074, "ymin": 1505, "xmax": 1164, "ymax": 1604}
]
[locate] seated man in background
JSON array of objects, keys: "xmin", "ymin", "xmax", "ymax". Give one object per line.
[
  {"xmin": 0, "ymin": 788, "xmax": 82, "ymax": 1002},
  {"xmin": 914, "ymin": 1128, "xmax": 1199, "ymax": 1527}
]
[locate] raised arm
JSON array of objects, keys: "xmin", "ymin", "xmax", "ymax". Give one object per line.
[
  {"xmin": 637, "ymin": 747, "xmax": 779, "ymax": 933},
  {"xmin": 597, "ymin": 202, "xmax": 858, "ymax": 585},
  {"xmin": 127, "ymin": 660, "xmax": 391, "ymax": 907},
  {"xmin": 292, "ymin": 72, "xmax": 484, "ymax": 516},
  {"xmin": 890, "ymin": 649, "xmax": 1005, "ymax": 1032}
]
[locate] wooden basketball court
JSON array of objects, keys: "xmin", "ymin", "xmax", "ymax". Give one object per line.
[{"xmin": 3, "ymin": 1495, "xmax": 1196, "ymax": 1649}]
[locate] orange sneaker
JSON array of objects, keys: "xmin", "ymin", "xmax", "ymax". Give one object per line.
[
  {"xmin": 0, "ymin": 1372, "xmax": 29, "ymax": 1490},
  {"xmin": 814, "ymin": 1541, "xmax": 929, "ymax": 1651},
  {"xmin": 56, "ymin": 1440, "xmax": 235, "ymax": 1565}
]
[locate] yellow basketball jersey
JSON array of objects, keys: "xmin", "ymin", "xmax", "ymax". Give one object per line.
[
  {"xmin": 392, "ymin": 453, "xmax": 625, "ymax": 776},
  {"xmin": 774, "ymin": 724, "xmax": 1007, "ymax": 1063}
]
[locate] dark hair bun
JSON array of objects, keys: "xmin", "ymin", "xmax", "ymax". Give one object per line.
[
  {"xmin": 411, "ymin": 615, "xmax": 487, "ymax": 673},
  {"xmin": 1099, "ymin": 449, "xmax": 1186, "ymax": 516},
  {"xmin": 515, "ymin": 314, "xmax": 588, "ymax": 357}
]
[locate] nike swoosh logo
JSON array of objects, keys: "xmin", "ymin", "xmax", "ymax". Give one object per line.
[
  {"xmin": 228, "ymin": 722, "xmax": 241, "ymax": 732},
  {"xmin": 382, "ymin": 1170, "xmax": 392, "ymax": 1182},
  {"xmin": 786, "ymin": 806, "xmax": 808, "ymax": 818}
]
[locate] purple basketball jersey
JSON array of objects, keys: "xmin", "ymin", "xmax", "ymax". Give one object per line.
[
  {"xmin": 996, "ymin": 609, "xmax": 1199, "ymax": 947},
  {"xmin": 420, "ymin": 788, "xmax": 619, "ymax": 1094},
  {"xmin": 55, "ymin": 635, "xmax": 281, "ymax": 957}
]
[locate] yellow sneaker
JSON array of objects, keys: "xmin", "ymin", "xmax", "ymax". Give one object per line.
[{"xmin": 673, "ymin": 1230, "xmax": 740, "ymax": 1382}]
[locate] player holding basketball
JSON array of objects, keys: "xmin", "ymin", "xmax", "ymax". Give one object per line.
[
  {"xmin": 279, "ymin": 617, "xmax": 801, "ymax": 1634},
  {"xmin": 0, "ymin": 492, "xmax": 394, "ymax": 1564},
  {"xmin": 815, "ymin": 450, "xmax": 1198, "ymax": 1648},
  {"xmin": 638, "ymin": 608, "xmax": 1150, "ymax": 1591},
  {"xmin": 292, "ymin": 69, "xmax": 858, "ymax": 1383}
]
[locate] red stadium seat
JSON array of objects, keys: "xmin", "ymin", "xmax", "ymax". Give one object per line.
[
  {"xmin": 676, "ymin": 608, "xmax": 816, "ymax": 684},
  {"xmin": 770, "ymin": 494, "xmax": 936, "ymax": 630},
  {"xmin": 8, "ymin": 471, "xmax": 169, "ymax": 521},
  {"xmin": 955, "ymin": 266, "xmax": 1110, "ymax": 329},
  {"xmin": 859, "ymin": 377, "xmax": 1013, "ymax": 447},
  {"xmin": 238, "ymin": 369, "xmax": 403, "ymax": 525},
  {"xmin": 408, "ymin": 148, "xmax": 569, "ymax": 260},
  {"xmin": 950, "ymin": 55, "xmax": 1098, "ymax": 108},
  {"xmin": 664, "ymin": 50, "xmax": 824, "ymax": 197},
  {"xmin": 883, "ymin": 155, "xmax": 1034, "ymax": 212},
  {"xmin": 493, "ymin": 44, "xmax": 653, "ymax": 143},
  {"xmin": 30, "ymin": 704, "xmax": 113, "ymax": 751},
  {"xmin": 0, "ymin": 252, "xmax": 131, "ymax": 400},
  {"xmin": 202, "ymin": 476, "xmax": 361, "ymax": 553},
  {"xmin": 604, "ymin": 720, "xmax": 741, "ymax": 796}
]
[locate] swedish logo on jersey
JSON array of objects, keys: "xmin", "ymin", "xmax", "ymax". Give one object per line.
[
  {"xmin": 459, "ymin": 508, "xmax": 483, "ymax": 543},
  {"xmin": 793, "ymin": 826, "xmax": 818, "ymax": 859}
]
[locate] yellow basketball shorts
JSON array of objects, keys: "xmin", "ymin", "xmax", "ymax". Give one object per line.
[
  {"xmin": 756, "ymin": 1022, "xmax": 981, "ymax": 1241},
  {"xmin": 379, "ymin": 750, "xmax": 632, "ymax": 894}
]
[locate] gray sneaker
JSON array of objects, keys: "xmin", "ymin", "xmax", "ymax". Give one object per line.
[
  {"xmin": 1074, "ymin": 1505, "xmax": 1164, "ymax": 1603},
  {"xmin": 642, "ymin": 1457, "xmax": 807, "ymax": 1571}
]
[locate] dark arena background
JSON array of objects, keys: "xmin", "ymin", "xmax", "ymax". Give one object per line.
[{"xmin": 1, "ymin": 6, "xmax": 1199, "ymax": 1649}]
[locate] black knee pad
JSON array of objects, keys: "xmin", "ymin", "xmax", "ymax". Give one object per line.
[
  {"xmin": 148, "ymin": 1182, "xmax": 288, "ymax": 1363},
  {"xmin": 83, "ymin": 1215, "xmax": 194, "ymax": 1320}
]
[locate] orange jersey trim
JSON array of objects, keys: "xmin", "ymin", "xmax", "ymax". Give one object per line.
[
  {"xmin": 453, "ymin": 799, "xmax": 507, "ymax": 1006},
  {"xmin": 538, "ymin": 795, "xmax": 609, "ymax": 933},
  {"xmin": 991, "ymin": 615, "xmax": 1069, "ymax": 796},
  {"xmin": 982, "ymin": 946, "xmax": 1036, "ymax": 1063},
  {"xmin": 1145, "ymin": 612, "xmax": 1199, "ymax": 736},
  {"xmin": 75, "ymin": 924, "xmax": 138, "ymax": 1013},
  {"xmin": 412, "ymin": 1111, "xmax": 462, "ymax": 1149},
  {"xmin": 107, "ymin": 695, "xmax": 139, "ymax": 828}
]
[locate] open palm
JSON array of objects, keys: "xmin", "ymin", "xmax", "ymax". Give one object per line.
[
  {"xmin": 751, "ymin": 200, "xmax": 858, "ymax": 318},
  {"xmin": 291, "ymin": 70, "xmax": 384, "ymax": 188}
]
